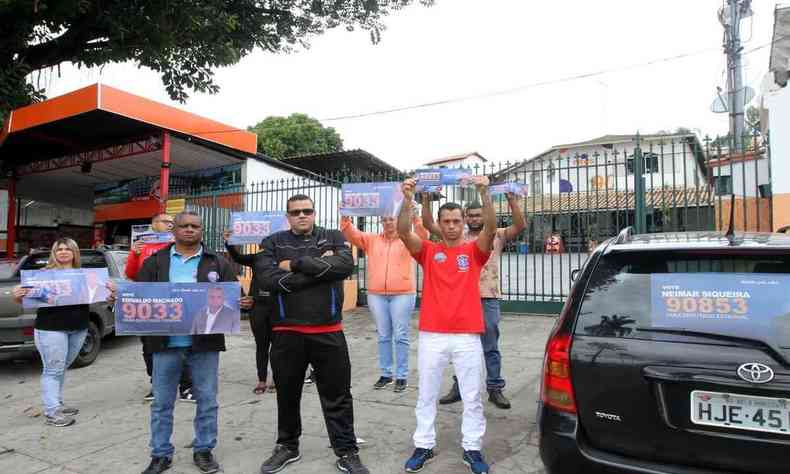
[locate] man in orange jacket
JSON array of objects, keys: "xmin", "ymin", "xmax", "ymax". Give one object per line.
[{"xmin": 125, "ymin": 213, "xmax": 193, "ymax": 403}]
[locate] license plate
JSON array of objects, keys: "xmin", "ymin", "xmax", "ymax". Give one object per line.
[{"xmin": 691, "ymin": 390, "xmax": 790, "ymax": 435}]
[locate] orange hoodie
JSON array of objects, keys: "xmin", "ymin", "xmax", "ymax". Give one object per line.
[{"xmin": 340, "ymin": 217, "xmax": 428, "ymax": 295}]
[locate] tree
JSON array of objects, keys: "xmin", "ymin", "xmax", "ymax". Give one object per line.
[
  {"xmin": 746, "ymin": 105, "xmax": 761, "ymax": 134},
  {"xmin": 0, "ymin": 0, "xmax": 433, "ymax": 119},
  {"xmin": 249, "ymin": 113, "xmax": 343, "ymax": 159}
]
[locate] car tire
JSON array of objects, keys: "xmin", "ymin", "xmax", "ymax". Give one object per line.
[{"xmin": 72, "ymin": 321, "xmax": 101, "ymax": 368}]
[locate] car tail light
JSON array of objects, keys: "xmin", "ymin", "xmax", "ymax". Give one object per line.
[
  {"xmin": 542, "ymin": 330, "xmax": 576, "ymax": 413},
  {"xmin": 22, "ymin": 327, "xmax": 33, "ymax": 337}
]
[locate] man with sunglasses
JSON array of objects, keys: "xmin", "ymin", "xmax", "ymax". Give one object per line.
[
  {"xmin": 125, "ymin": 213, "xmax": 194, "ymax": 403},
  {"xmin": 254, "ymin": 194, "xmax": 368, "ymax": 474}
]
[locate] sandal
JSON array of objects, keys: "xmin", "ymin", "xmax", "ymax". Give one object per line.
[{"xmin": 253, "ymin": 383, "xmax": 267, "ymax": 395}]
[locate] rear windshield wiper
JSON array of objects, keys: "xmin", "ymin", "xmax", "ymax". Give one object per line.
[{"xmin": 635, "ymin": 327, "xmax": 787, "ymax": 363}]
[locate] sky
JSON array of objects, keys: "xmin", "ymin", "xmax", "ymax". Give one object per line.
[{"xmin": 39, "ymin": 0, "xmax": 778, "ymax": 170}]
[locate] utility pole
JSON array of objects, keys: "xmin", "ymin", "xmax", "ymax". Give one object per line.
[{"xmin": 721, "ymin": 0, "xmax": 751, "ymax": 151}]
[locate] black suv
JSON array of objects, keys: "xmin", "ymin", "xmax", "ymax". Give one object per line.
[{"xmin": 539, "ymin": 229, "xmax": 790, "ymax": 474}]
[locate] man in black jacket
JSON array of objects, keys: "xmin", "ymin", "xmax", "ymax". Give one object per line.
[
  {"xmin": 254, "ymin": 194, "xmax": 369, "ymax": 474},
  {"xmin": 137, "ymin": 212, "xmax": 248, "ymax": 474}
]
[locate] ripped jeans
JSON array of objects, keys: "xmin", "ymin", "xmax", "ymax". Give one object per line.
[{"xmin": 33, "ymin": 329, "xmax": 88, "ymax": 417}]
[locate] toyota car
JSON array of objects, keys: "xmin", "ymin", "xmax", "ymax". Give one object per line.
[{"xmin": 538, "ymin": 229, "xmax": 790, "ymax": 474}]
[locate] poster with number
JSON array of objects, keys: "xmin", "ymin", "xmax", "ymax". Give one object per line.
[
  {"xmin": 114, "ymin": 282, "xmax": 241, "ymax": 335},
  {"xmin": 131, "ymin": 225, "xmax": 173, "ymax": 244},
  {"xmin": 415, "ymin": 168, "xmax": 473, "ymax": 192},
  {"xmin": 340, "ymin": 182, "xmax": 404, "ymax": 217},
  {"xmin": 228, "ymin": 212, "xmax": 289, "ymax": 245},
  {"xmin": 489, "ymin": 182, "xmax": 529, "ymax": 196},
  {"xmin": 651, "ymin": 273, "xmax": 790, "ymax": 346},
  {"xmin": 21, "ymin": 268, "xmax": 110, "ymax": 309}
]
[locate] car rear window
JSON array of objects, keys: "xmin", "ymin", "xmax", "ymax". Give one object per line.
[
  {"xmin": 20, "ymin": 252, "xmax": 108, "ymax": 270},
  {"xmin": 575, "ymin": 251, "xmax": 790, "ymax": 346}
]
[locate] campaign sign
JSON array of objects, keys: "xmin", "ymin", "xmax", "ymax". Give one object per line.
[
  {"xmin": 131, "ymin": 224, "xmax": 152, "ymax": 242},
  {"xmin": 415, "ymin": 168, "xmax": 473, "ymax": 192},
  {"xmin": 489, "ymin": 182, "xmax": 529, "ymax": 197},
  {"xmin": 228, "ymin": 212, "xmax": 289, "ymax": 245},
  {"xmin": 21, "ymin": 268, "xmax": 111, "ymax": 309},
  {"xmin": 340, "ymin": 182, "xmax": 404, "ymax": 217},
  {"xmin": 651, "ymin": 273, "xmax": 790, "ymax": 346},
  {"xmin": 131, "ymin": 224, "xmax": 173, "ymax": 244},
  {"xmin": 114, "ymin": 282, "xmax": 241, "ymax": 336}
]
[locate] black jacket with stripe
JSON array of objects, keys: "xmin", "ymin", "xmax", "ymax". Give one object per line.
[{"xmin": 254, "ymin": 227, "xmax": 354, "ymax": 327}]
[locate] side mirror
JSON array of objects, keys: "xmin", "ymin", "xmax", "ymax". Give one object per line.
[{"xmin": 571, "ymin": 269, "xmax": 580, "ymax": 282}]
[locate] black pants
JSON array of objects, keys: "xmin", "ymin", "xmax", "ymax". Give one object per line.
[
  {"xmin": 141, "ymin": 337, "xmax": 192, "ymax": 390},
  {"xmin": 271, "ymin": 331, "xmax": 357, "ymax": 457},
  {"xmin": 249, "ymin": 303, "xmax": 272, "ymax": 382}
]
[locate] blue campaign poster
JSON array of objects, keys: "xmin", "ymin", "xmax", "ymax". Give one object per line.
[
  {"xmin": 651, "ymin": 273, "xmax": 790, "ymax": 346},
  {"xmin": 114, "ymin": 282, "xmax": 241, "ymax": 336},
  {"xmin": 489, "ymin": 182, "xmax": 529, "ymax": 196},
  {"xmin": 340, "ymin": 182, "xmax": 404, "ymax": 217},
  {"xmin": 228, "ymin": 212, "xmax": 289, "ymax": 245},
  {"xmin": 415, "ymin": 168, "xmax": 473, "ymax": 192},
  {"xmin": 21, "ymin": 268, "xmax": 110, "ymax": 309}
]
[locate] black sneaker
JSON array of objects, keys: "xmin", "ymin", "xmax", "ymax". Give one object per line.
[
  {"xmin": 44, "ymin": 410, "xmax": 75, "ymax": 427},
  {"xmin": 373, "ymin": 376, "xmax": 394, "ymax": 389},
  {"xmin": 143, "ymin": 391, "xmax": 155, "ymax": 402},
  {"xmin": 260, "ymin": 444, "xmax": 301, "ymax": 473},
  {"xmin": 488, "ymin": 390, "xmax": 511, "ymax": 409},
  {"xmin": 180, "ymin": 388, "xmax": 196, "ymax": 403},
  {"xmin": 304, "ymin": 371, "xmax": 315, "ymax": 385},
  {"xmin": 141, "ymin": 456, "xmax": 171, "ymax": 474},
  {"xmin": 439, "ymin": 378, "xmax": 461, "ymax": 405},
  {"xmin": 193, "ymin": 450, "xmax": 220, "ymax": 474},
  {"xmin": 394, "ymin": 379, "xmax": 408, "ymax": 393},
  {"xmin": 336, "ymin": 453, "xmax": 370, "ymax": 473}
]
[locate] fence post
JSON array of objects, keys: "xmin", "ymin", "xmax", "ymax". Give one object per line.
[{"xmin": 633, "ymin": 132, "xmax": 647, "ymax": 234}]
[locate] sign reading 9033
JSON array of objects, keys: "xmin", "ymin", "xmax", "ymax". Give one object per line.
[{"xmin": 120, "ymin": 300, "xmax": 184, "ymax": 321}]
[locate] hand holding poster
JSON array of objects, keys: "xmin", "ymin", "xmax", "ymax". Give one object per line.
[
  {"xmin": 415, "ymin": 168, "xmax": 473, "ymax": 192},
  {"xmin": 489, "ymin": 182, "xmax": 529, "ymax": 197},
  {"xmin": 340, "ymin": 182, "xmax": 405, "ymax": 217},
  {"xmin": 114, "ymin": 282, "xmax": 241, "ymax": 335},
  {"xmin": 228, "ymin": 212, "xmax": 289, "ymax": 245},
  {"xmin": 21, "ymin": 268, "xmax": 111, "ymax": 309}
]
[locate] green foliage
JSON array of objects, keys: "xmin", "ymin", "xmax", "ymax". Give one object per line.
[
  {"xmin": 249, "ymin": 113, "xmax": 343, "ymax": 159},
  {"xmin": 0, "ymin": 0, "xmax": 433, "ymax": 119}
]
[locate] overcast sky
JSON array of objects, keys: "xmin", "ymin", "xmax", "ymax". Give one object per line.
[{"xmin": 41, "ymin": 0, "xmax": 777, "ymax": 170}]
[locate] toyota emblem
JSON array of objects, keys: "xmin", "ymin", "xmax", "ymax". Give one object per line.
[{"xmin": 737, "ymin": 363, "xmax": 775, "ymax": 384}]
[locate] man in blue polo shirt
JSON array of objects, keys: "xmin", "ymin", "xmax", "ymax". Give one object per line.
[{"xmin": 136, "ymin": 212, "xmax": 249, "ymax": 474}]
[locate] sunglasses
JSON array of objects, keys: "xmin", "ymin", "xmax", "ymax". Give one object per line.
[{"xmin": 287, "ymin": 208, "xmax": 315, "ymax": 217}]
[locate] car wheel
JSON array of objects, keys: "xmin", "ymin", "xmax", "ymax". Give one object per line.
[{"xmin": 72, "ymin": 321, "xmax": 101, "ymax": 368}]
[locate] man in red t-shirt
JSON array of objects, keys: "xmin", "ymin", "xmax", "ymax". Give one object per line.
[
  {"xmin": 398, "ymin": 176, "xmax": 496, "ymax": 474},
  {"xmin": 125, "ymin": 214, "xmax": 191, "ymax": 402}
]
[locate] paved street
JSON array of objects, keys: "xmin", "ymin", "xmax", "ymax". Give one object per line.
[{"xmin": 0, "ymin": 309, "xmax": 553, "ymax": 474}]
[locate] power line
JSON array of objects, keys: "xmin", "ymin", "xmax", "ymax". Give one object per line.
[{"xmin": 319, "ymin": 36, "xmax": 784, "ymax": 123}]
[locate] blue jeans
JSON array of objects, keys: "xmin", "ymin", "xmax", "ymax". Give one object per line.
[
  {"xmin": 34, "ymin": 329, "xmax": 88, "ymax": 417},
  {"xmin": 367, "ymin": 293, "xmax": 416, "ymax": 380},
  {"xmin": 481, "ymin": 299, "xmax": 505, "ymax": 390},
  {"xmin": 150, "ymin": 349, "xmax": 219, "ymax": 458}
]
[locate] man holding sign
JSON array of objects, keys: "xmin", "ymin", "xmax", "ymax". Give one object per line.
[{"xmin": 136, "ymin": 212, "xmax": 247, "ymax": 474}]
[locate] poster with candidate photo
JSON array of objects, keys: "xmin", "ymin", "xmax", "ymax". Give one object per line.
[
  {"xmin": 114, "ymin": 282, "xmax": 241, "ymax": 336},
  {"xmin": 339, "ymin": 182, "xmax": 405, "ymax": 217},
  {"xmin": 415, "ymin": 168, "xmax": 473, "ymax": 192},
  {"xmin": 21, "ymin": 268, "xmax": 111, "ymax": 309},
  {"xmin": 228, "ymin": 212, "xmax": 289, "ymax": 245}
]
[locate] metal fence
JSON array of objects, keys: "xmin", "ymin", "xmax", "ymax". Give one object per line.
[{"xmin": 184, "ymin": 132, "xmax": 772, "ymax": 314}]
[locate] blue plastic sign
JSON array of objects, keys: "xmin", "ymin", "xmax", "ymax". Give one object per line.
[
  {"xmin": 114, "ymin": 282, "xmax": 241, "ymax": 335},
  {"xmin": 21, "ymin": 268, "xmax": 110, "ymax": 309},
  {"xmin": 651, "ymin": 273, "xmax": 790, "ymax": 346},
  {"xmin": 340, "ymin": 182, "xmax": 404, "ymax": 217},
  {"xmin": 228, "ymin": 212, "xmax": 289, "ymax": 245},
  {"xmin": 489, "ymin": 182, "xmax": 529, "ymax": 196},
  {"xmin": 415, "ymin": 168, "xmax": 473, "ymax": 192}
]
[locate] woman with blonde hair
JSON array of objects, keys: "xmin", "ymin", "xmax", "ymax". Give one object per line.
[{"xmin": 12, "ymin": 238, "xmax": 115, "ymax": 427}]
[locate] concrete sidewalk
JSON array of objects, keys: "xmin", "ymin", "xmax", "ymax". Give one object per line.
[{"xmin": 0, "ymin": 309, "xmax": 553, "ymax": 474}]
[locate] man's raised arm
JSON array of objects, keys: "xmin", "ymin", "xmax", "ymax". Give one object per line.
[
  {"xmin": 502, "ymin": 193, "xmax": 527, "ymax": 241},
  {"xmin": 420, "ymin": 193, "xmax": 441, "ymax": 237},
  {"xmin": 470, "ymin": 176, "xmax": 497, "ymax": 254},
  {"xmin": 398, "ymin": 178, "xmax": 423, "ymax": 255}
]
